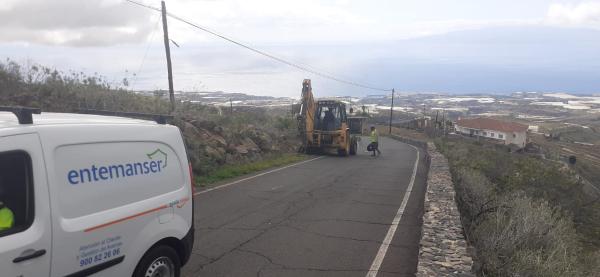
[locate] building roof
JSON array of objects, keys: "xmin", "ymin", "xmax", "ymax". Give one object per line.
[{"xmin": 456, "ymin": 118, "xmax": 528, "ymax": 133}]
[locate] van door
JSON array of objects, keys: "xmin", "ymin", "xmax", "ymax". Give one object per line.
[{"xmin": 0, "ymin": 134, "xmax": 52, "ymax": 277}]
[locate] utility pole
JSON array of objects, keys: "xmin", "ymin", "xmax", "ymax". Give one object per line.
[
  {"xmin": 442, "ymin": 109, "xmax": 446, "ymax": 136},
  {"xmin": 435, "ymin": 110, "xmax": 439, "ymax": 137},
  {"xmin": 161, "ymin": 1, "xmax": 175, "ymax": 113},
  {"xmin": 389, "ymin": 88, "xmax": 394, "ymax": 134}
]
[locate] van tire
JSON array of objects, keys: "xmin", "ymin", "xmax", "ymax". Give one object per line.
[{"xmin": 133, "ymin": 245, "xmax": 181, "ymax": 277}]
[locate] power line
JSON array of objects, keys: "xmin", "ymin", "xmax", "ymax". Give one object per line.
[
  {"xmin": 130, "ymin": 12, "xmax": 162, "ymax": 90},
  {"xmin": 124, "ymin": 0, "xmax": 392, "ymax": 92}
]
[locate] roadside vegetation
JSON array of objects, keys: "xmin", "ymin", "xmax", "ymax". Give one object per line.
[
  {"xmin": 379, "ymin": 125, "xmax": 432, "ymax": 142},
  {"xmin": 0, "ymin": 60, "xmax": 301, "ymax": 183},
  {"xmin": 530, "ymin": 125, "xmax": 600, "ymax": 188},
  {"xmin": 436, "ymin": 138, "xmax": 600, "ymax": 276},
  {"xmin": 196, "ymin": 153, "xmax": 307, "ymax": 186}
]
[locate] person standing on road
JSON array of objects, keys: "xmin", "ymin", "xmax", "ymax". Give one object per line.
[{"xmin": 369, "ymin": 126, "xmax": 381, "ymax": 157}]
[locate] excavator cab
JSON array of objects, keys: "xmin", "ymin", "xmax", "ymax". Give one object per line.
[{"xmin": 315, "ymin": 101, "xmax": 345, "ymax": 131}]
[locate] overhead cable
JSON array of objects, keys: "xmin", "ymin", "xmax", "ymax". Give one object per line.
[
  {"xmin": 124, "ymin": 0, "xmax": 392, "ymax": 92},
  {"xmin": 130, "ymin": 12, "xmax": 162, "ymax": 90}
]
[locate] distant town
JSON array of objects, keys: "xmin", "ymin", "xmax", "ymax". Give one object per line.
[
  {"xmin": 145, "ymin": 89, "xmax": 600, "ymax": 195},
  {"xmin": 145, "ymin": 89, "xmax": 600, "ymax": 129}
]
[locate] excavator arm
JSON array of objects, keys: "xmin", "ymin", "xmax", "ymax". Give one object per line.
[
  {"xmin": 296, "ymin": 79, "xmax": 355, "ymax": 156},
  {"xmin": 298, "ymin": 79, "xmax": 316, "ymax": 150}
]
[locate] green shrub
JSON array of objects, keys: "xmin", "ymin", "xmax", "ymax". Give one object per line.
[
  {"xmin": 275, "ymin": 116, "xmax": 295, "ymax": 131},
  {"xmin": 197, "ymin": 154, "xmax": 306, "ymax": 186},
  {"xmin": 474, "ymin": 193, "xmax": 581, "ymax": 276},
  {"xmin": 437, "ymin": 138, "xmax": 600, "ymax": 276}
]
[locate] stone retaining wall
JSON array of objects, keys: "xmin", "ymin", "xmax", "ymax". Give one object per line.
[
  {"xmin": 417, "ymin": 142, "xmax": 474, "ymax": 276},
  {"xmin": 388, "ymin": 134, "xmax": 429, "ymax": 151}
]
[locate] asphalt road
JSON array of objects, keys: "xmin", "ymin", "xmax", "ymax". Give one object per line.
[{"xmin": 182, "ymin": 137, "xmax": 429, "ymax": 277}]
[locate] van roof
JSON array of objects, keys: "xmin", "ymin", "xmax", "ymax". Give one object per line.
[{"xmin": 0, "ymin": 112, "xmax": 158, "ymax": 128}]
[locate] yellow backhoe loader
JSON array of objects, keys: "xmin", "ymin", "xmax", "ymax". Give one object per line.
[{"xmin": 297, "ymin": 79, "xmax": 359, "ymax": 156}]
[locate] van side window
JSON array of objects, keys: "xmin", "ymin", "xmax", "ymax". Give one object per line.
[{"xmin": 0, "ymin": 151, "xmax": 34, "ymax": 237}]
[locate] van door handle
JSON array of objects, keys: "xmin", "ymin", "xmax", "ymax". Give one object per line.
[{"xmin": 13, "ymin": 249, "xmax": 46, "ymax": 263}]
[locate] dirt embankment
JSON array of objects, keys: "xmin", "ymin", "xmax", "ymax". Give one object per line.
[{"xmin": 177, "ymin": 117, "xmax": 300, "ymax": 177}]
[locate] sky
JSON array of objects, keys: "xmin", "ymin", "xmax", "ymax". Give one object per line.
[{"xmin": 1, "ymin": 0, "xmax": 600, "ymax": 97}]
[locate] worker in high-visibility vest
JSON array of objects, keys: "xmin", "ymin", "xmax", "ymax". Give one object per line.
[
  {"xmin": 369, "ymin": 126, "xmax": 381, "ymax": 157},
  {"xmin": 0, "ymin": 201, "xmax": 14, "ymax": 231}
]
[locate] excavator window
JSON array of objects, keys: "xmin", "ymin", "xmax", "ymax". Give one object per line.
[{"xmin": 316, "ymin": 104, "xmax": 344, "ymax": 131}]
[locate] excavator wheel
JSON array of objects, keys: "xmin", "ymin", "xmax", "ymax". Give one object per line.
[
  {"xmin": 338, "ymin": 135, "xmax": 350, "ymax": 157},
  {"xmin": 349, "ymin": 140, "xmax": 357, "ymax": 155},
  {"xmin": 306, "ymin": 147, "xmax": 319, "ymax": 155}
]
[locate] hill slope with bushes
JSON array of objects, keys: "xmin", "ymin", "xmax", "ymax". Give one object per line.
[
  {"xmin": 0, "ymin": 60, "xmax": 300, "ymax": 180},
  {"xmin": 436, "ymin": 138, "xmax": 600, "ymax": 276}
]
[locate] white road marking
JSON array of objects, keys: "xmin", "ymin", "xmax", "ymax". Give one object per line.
[
  {"xmin": 589, "ymin": 182, "xmax": 600, "ymax": 193},
  {"xmin": 366, "ymin": 144, "xmax": 420, "ymax": 277},
  {"xmin": 271, "ymin": 185, "xmax": 284, "ymax": 190},
  {"xmin": 193, "ymin": 156, "xmax": 324, "ymax": 196}
]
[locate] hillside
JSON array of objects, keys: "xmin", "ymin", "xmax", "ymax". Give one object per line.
[
  {"xmin": 0, "ymin": 60, "xmax": 301, "ymax": 180},
  {"xmin": 436, "ymin": 137, "xmax": 600, "ymax": 276}
]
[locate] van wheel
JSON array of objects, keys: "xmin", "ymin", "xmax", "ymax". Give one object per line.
[{"xmin": 134, "ymin": 245, "xmax": 181, "ymax": 277}]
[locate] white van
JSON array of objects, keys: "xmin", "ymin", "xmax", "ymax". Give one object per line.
[{"xmin": 0, "ymin": 107, "xmax": 194, "ymax": 277}]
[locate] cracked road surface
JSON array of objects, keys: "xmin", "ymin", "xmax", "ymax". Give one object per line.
[{"xmin": 182, "ymin": 137, "xmax": 428, "ymax": 277}]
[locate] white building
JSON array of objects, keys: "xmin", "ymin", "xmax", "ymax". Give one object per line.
[{"xmin": 455, "ymin": 118, "xmax": 528, "ymax": 147}]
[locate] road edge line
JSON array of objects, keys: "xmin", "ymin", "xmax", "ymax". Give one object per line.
[
  {"xmin": 366, "ymin": 144, "xmax": 420, "ymax": 277},
  {"xmin": 193, "ymin": 156, "xmax": 324, "ymax": 196}
]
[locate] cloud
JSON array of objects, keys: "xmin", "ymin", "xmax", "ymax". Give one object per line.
[
  {"xmin": 0, "ymin": 0, "xmax": 376, "ymax": 46},
  {"xmin": 546, "ymin": 2, "xmax": 600, "ymax": 27},
  {"xmin": 0, "ymin": 0, "xmax": 155, "ymax": 46},
  {"xmin": 162, "ymin": 0, "xmax": 374, "ymax": 44},
  {"xmin": 2, "ymin": 0, "xmax": 578, "ymax": 47}
]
